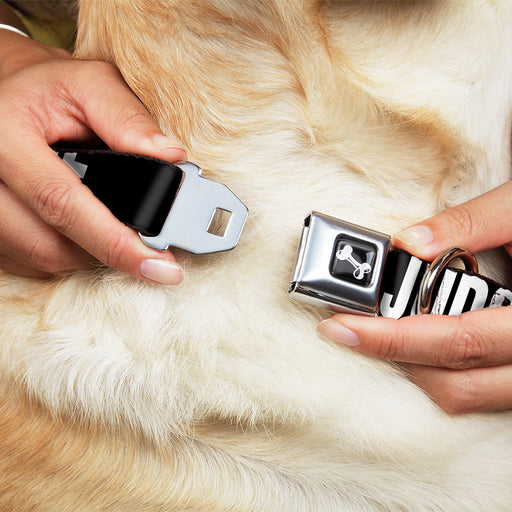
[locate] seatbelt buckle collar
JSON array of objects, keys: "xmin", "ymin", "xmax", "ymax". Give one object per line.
[{"xmin": 289, "ymin": 212, "xmax": 391, "ymax": 316}]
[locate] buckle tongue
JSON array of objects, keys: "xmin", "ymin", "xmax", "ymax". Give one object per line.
[
  {"xmin": 289, "ymin": 212, "xmax": 391, "ymax": 316},
  {"xmin": 140, "ymin": 161, "xmax": 248, "ymax": 254}
]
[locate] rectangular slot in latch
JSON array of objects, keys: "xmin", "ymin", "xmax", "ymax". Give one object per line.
[{"xmin": 207, "ymin": 208, "xmax": 232, "ymax": 237}]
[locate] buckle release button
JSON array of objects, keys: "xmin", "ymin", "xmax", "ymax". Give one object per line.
[{"xmin": 330, "ymin": 237, "xmax": 377, "ymax": 287}]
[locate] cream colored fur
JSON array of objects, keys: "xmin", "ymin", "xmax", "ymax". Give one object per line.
[{"xmin": 1, "ymin": 1, "xmax": 512, "ymax": 510}]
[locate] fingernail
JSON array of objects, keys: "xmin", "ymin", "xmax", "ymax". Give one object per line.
[
  {"xmin": 139, "ymin": 259, "xmax": 183, "ymax": 285},
  {"xmin": 317, "ymin": 319, "xmax": 360, "ymax": 347},
  {"xmin": 394, "ymin": 225, "xmax": 434, "ymax": 249}
]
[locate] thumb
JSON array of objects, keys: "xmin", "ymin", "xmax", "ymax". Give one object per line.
[{"xmin": 392, "ymin": 181, "xmax": 512, "ymax": 260}]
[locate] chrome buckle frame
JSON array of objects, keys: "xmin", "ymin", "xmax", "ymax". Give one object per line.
[
  {"xmin": 289, "ymin": 212, "xmax": 391, "ymax": 316},
  {"xmin": 140, "ymin": 162, "xmax": 248, "ymax": 254}
]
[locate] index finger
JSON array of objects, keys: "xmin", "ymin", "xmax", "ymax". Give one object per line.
[
  {"xmin": 392, "ymin": 180, "xmax": 512, "ymax": 261},
  {"xmin": 317, "ymin": 306, "xmax": 512, "ymax": 370},
  {"xmin": 1, "ymin": 137, "xmax": 183, "ymax": 283}
]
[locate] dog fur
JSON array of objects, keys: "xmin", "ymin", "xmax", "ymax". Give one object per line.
[{"xmin": 1, "ymin": 1, "xmax": 512, "ymax": 510}]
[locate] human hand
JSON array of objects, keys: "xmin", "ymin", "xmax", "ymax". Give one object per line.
[
  {"xmin": 0, "ymin": 29, "xmax": 187, "ymax": 283},
  {"xmin": 318, "ymin": 181, "xmax": 512, "ymax": 414}
]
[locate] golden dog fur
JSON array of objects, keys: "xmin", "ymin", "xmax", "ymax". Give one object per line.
[{"xmin": 1, "ymin": 1, "xmax": 512, "ymax": 510}]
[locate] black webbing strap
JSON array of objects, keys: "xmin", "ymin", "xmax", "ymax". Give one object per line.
[
  {"xmin": 379, "ymin": 249, "xmax": 512, "ymax": 319},
  {"xmin": 54, "ymin": 148, "xmax": 183, "ymax": 237}
]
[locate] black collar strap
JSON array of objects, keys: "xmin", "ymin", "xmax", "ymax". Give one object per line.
[
  {"xmin": 54, "ymin": 148, "xmax": 248, "ymax": 254},
  {"xmin": 289, "ymin": 211, "xmax": 512, "ymax": 318}
]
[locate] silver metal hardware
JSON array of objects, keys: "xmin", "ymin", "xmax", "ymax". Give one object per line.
[
  {"xmin": 418, "ymin": 247, "xmax": 478, "ymax": 314},
  {"xmin": 140, "ymin": 161, "xmax": 248, "ymax": 254},
  {"xmin": 61, "ymin": 152, "xmax": 88, "ymax": 178},
  {"xmin": 289, "ymin": 212, "xmax": 391, "ymax": 316}
]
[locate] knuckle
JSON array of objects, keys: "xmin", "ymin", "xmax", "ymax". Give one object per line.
[
  {"xmin": 102, "ymin": 231, "xmax": 130, "ymax": 270},
  {"xmin": 441, "ymin": 204, "xmax": 476, "ymax": 240},
  {"xmin": 442, "ymin": 317, "xmax": 488, "ymax": 369},
  {"xmin": 113, "ymin": 108, "xmax": 153, "ymax": 144},
  {"xmin": 27, "ymin": 238, "xmax": 66, "ymax": 274},
  {"xmin": 375, "ymin": 331, "xmax": 401, "ymax": 361},
  {"xmin": 34, "ymin": 182, "xmax": 79, "ymax": 232},
  {"xmin": 435, "ymin": 371, "xmax": 482, "ymax": 415}
]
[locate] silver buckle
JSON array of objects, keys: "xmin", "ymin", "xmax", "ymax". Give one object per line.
[
  {"xmin": 140, "ymin": 162, "xmax": 248, "ymax": 254},
  {"xmin": 289, "ymin": 212, "xmax": 391, "ymax": 316}
]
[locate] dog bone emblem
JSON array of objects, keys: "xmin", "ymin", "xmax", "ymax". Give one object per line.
[{"xmin": 336, "ymin": 244, "xmax": 372, "ymax": 280}]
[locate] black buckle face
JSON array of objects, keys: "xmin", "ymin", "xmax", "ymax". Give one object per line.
[
  {"xmin": 330, "ymin": 236, "xmax": 377, "ymax": 286},
  {"xmin": 289, "ymin": 212, "xmax": 391, "ymax": 316}
]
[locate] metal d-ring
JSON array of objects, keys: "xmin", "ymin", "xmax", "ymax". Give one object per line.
[{"xmin": 419, "ymin": 247, "xmax": 478, "ymax": 314}]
